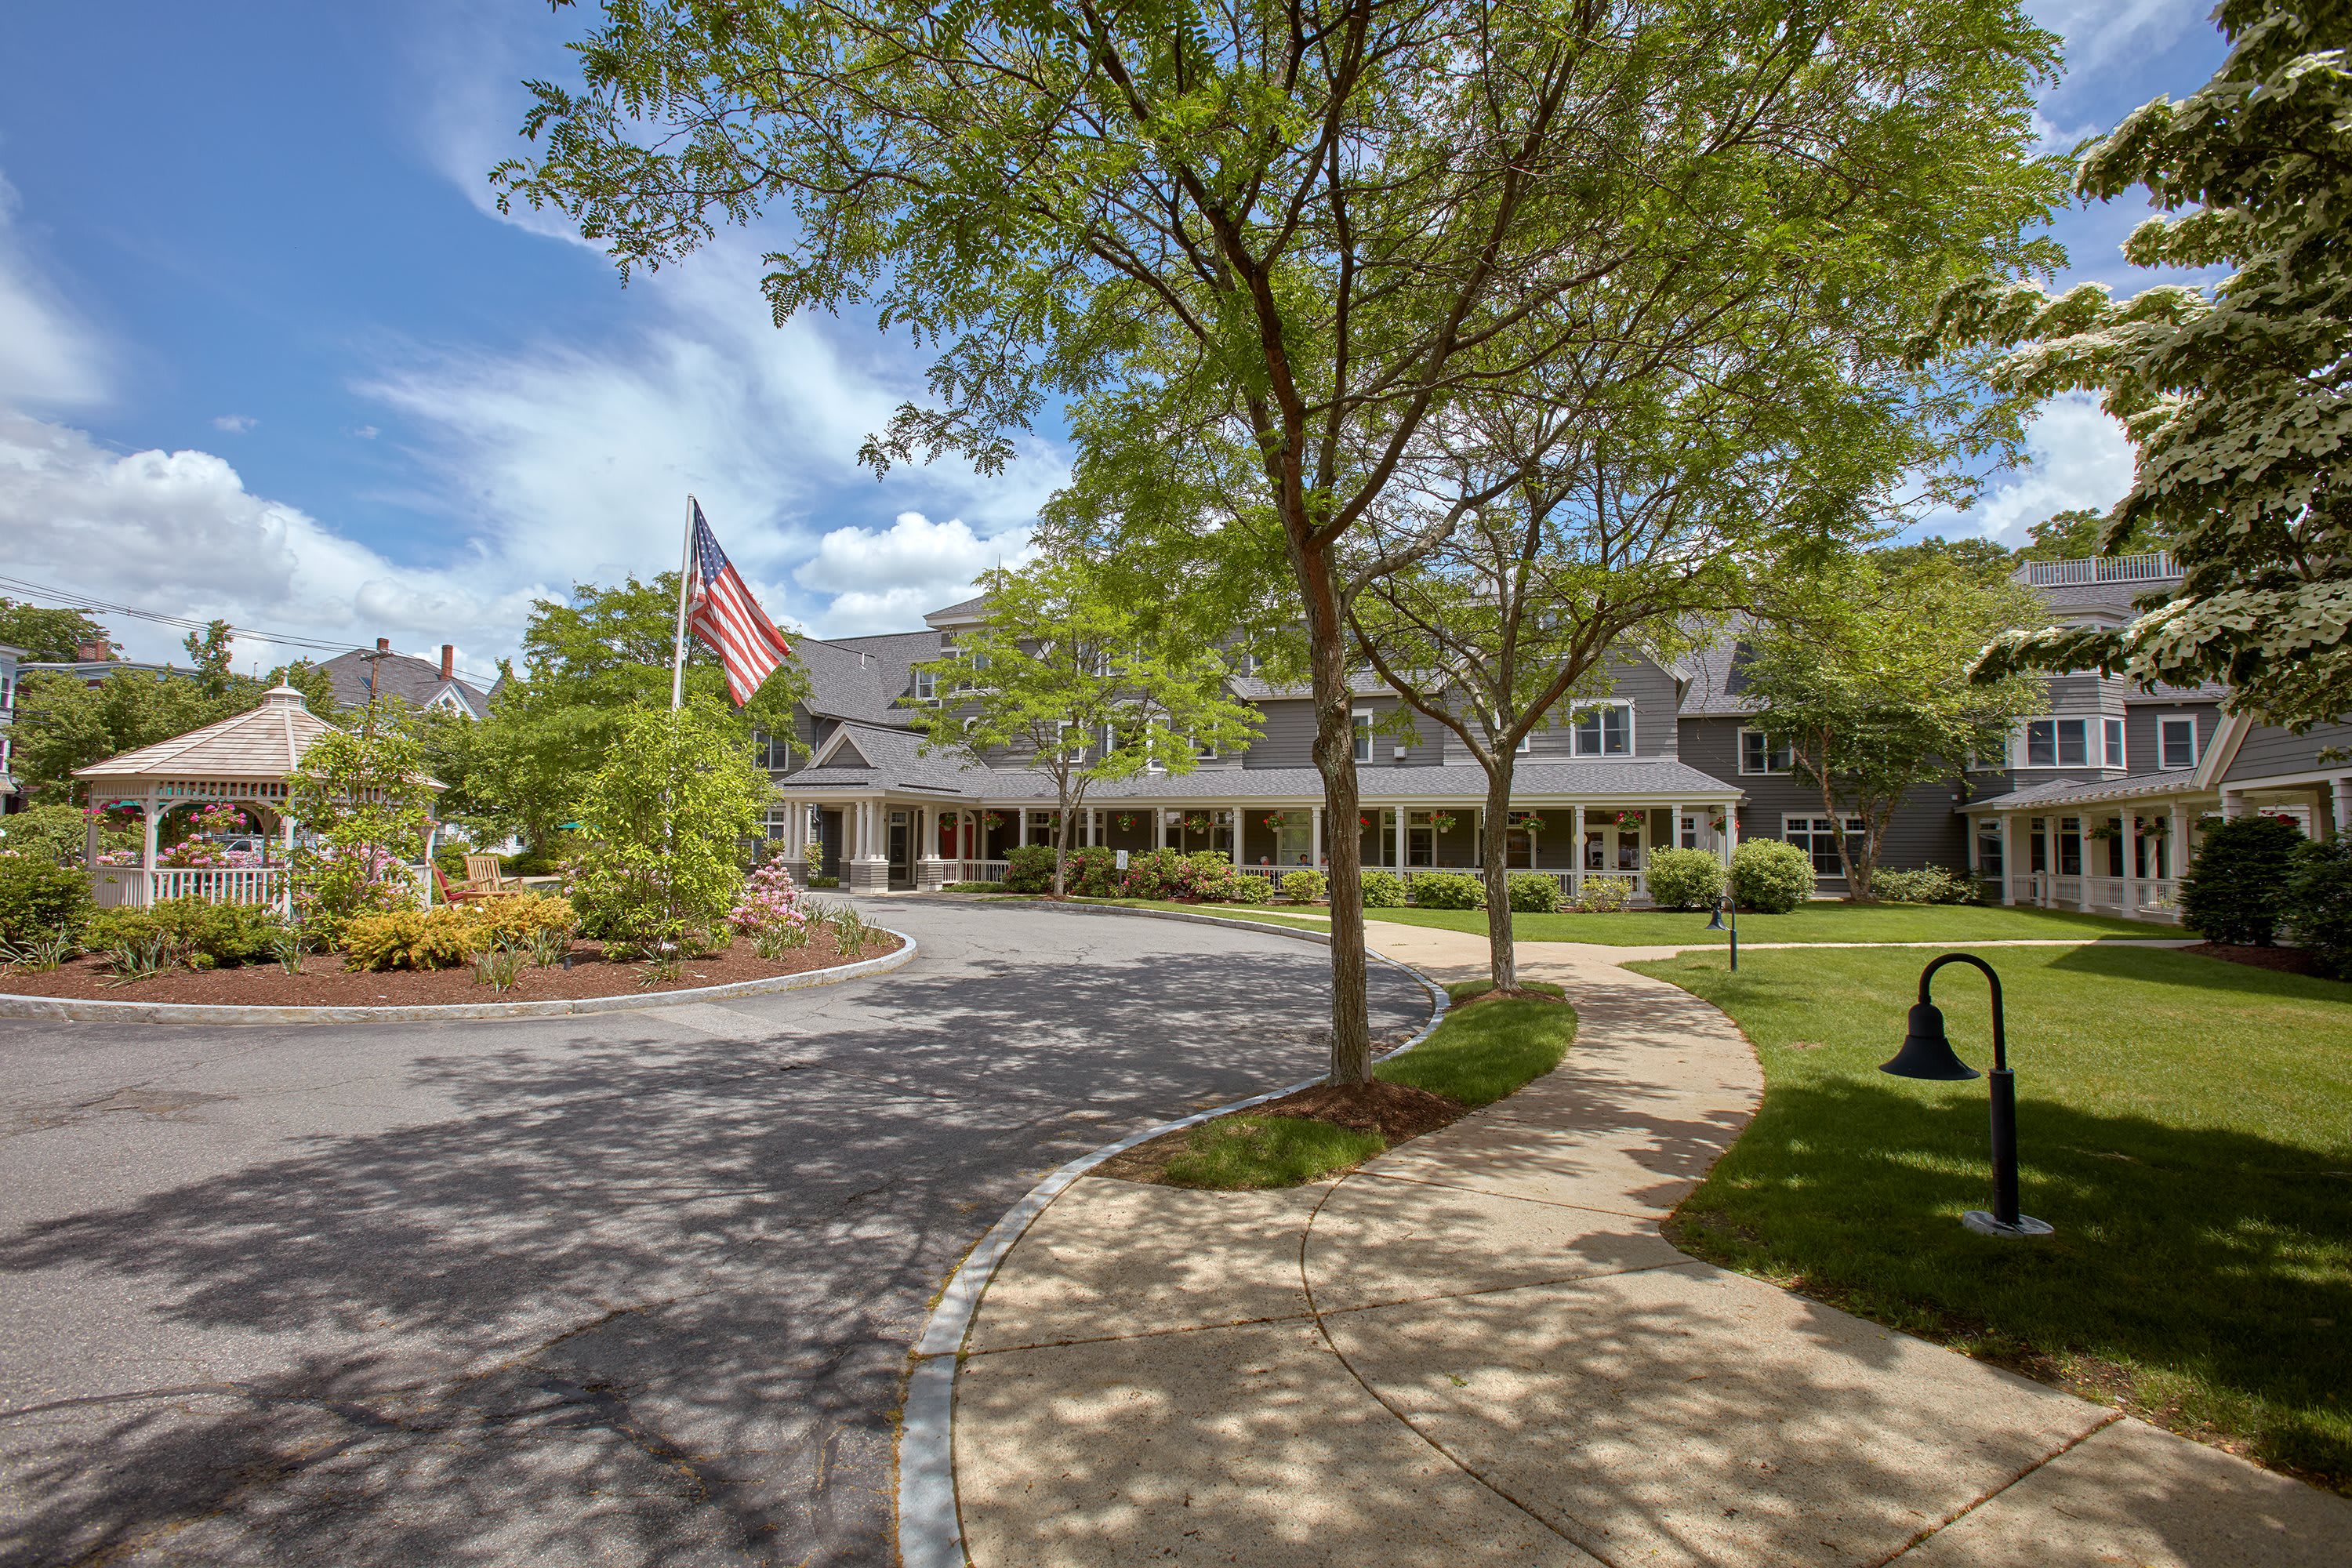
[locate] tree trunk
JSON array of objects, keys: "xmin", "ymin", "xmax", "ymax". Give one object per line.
[
  {"xmin": 1819, "ymin": 766, "xmax": 1865, "ymax": 902},
  {"xmin": 1052, "ymin": 785, "xmax": 1070, "ymax": 898},
  {"xmin": 1301, "ymin": 557, "xmax": 1374, "ymax": 1085},
  {"xmin": 1479, "ymin": 757, "xmax": 1516, "ymax": 993}
]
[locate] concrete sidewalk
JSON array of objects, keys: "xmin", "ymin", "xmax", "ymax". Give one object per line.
[{"xmin": 946, "ymin": 924, "xmax": 2348, "ymax": 1566}]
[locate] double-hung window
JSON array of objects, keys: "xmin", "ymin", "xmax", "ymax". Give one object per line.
[
  {"xmin": 1784, "ymin": 815, "xmax": 1863, "ymax": 877},
  {"xmin": 912, "ymin": 668, "xmax": 938, "ymax": 703},
  {"xmin": 1571, "ymin": 702, "xmax": 1632, "ymax": 757},
  {"xmin": 2159, "ymin": 715, "xmax": 2199, "ymax": 770},
  {"xmin": 1739, "ymin": 728, "xmax": 1791, "ymax": 775},
  {"xmin": 1352, "ymin": 710, "xmax": 1374, "ymax": 764}
]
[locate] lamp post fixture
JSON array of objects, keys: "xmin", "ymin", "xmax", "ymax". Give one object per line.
[
  {"xmin": 1880, "ymin": 953, "xmax": 2053, "ymax": 1239},
  {"xmin": 1705, "ymin": 892, "xmax": 1738, "ymax": 971}
]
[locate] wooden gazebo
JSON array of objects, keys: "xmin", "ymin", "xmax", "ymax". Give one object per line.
[{"xmin": 75, "ymin": 684, "xmax": 330, "ymax": 909}]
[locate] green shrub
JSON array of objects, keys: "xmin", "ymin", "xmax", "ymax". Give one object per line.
[
  {"xmin": 1069, "ymin": 845, "xmax": 1120, "ymax": 898},
  {"xmin": 2181, "ymin": 815, "xmax": 2303, "ymax": 946},
  {"xmin": 474, "ymin": 892, "xmax": 578, "ymax": 948},
  {"xmin": 1577, "ymin": 874, "xmax": 1634, "ymax": 913},
  {"xmin": 1871, "ymin": 864, "xmax": 1980, "ymax": 905},
  {"xmin": 433, "ymin": 844, "xmax": 472, "ymax": 879},
  {"xmin": 85, "ymin": 897, "xmax": 278, "ymax": 967},
  {"xmin": 0, "ymin": 854, "xmax": 94, "ymax": 946},
  {"xmin": 1360, "ymin": 869, "xmax": 1406, "ymax": 908},
  {"xmin": 1731, "ymin": 840, "xmax": 1815, "ymax": 913},
  {"xmin": 1280, "ymin": 869, "xmax": 1327, "ymax": 904},
  {"xmin": 1645, "ymin": 848, "xmax": 1725, "ymax": 911},
  {"xmin": 1003, "ymin": 843, "xmax": 1058, "ymax": 893},
  {"xmin": 1411, "ymin": 871, "xmax": 1484, "ymax": 909},
  {"xmin": 1183, "ymin": 851, "xmax": 1247, "ymax": 902},
  {"xmin": 1506, "ymin": 873, "xmax": 1562, "ymax": 913},
  {"xmin": 343, "ymin": 906, "xmax": 485, "ymax": 971},
  {"xmin": 1120, "ymin": 847, "xmax": 1185, "ymax": 898},
  {"xmin": 2283, "ymin": 839, "xmax": 2352, "ymax": 978}
]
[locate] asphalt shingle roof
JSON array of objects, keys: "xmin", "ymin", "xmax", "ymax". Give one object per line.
[
  {"xmin": 318, "ymin": 650, "xmax": 490, "ymax": 718},
  {"xmin": 775, "ymin": 752, "xmax": 1739, "ymax": 801},
  {"xmin": 1963, "ymin": 773, "xmax": 2205, "ymax": 812},
  {"xmin": 77, "ymin": 687, "xmax": 334, "ymax": 781}
]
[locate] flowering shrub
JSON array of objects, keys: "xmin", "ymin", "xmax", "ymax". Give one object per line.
[
  {"xmin": 728, "ymin": 860, "xmax": 808, "ymax": 938},
  {"xmin": 158, "ymin": 841, "xmax": 265, "ymax": 869},
  {"xmin": 1577, "ymin": 875, "xmax": 1635, "ymax": 913},
  {"xmin": 1120, "ymin": 848, "xmax": 1244, "ymax": 901}
]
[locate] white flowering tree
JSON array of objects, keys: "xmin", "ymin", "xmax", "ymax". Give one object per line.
[{"xmin": 1922, "ymin": 0, "xmax": 2350, "ymax": 726}]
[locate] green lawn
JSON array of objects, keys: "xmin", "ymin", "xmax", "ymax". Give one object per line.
[
  {"xmin": 1628, "ymin": 943, "xmax": 2352, "ymax": 1489},
  {"xmin": 1364, "ymin": 901, "xmax": 2179, "ymax": 946},
  {"xmin": 1161, "ymin": 982, "xmax": 1575, "ymax": 1189}
]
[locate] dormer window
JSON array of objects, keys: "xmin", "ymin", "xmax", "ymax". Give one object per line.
[{"xmin": 913, "ymin": 669, "xmax": 938, "ymax": 702}]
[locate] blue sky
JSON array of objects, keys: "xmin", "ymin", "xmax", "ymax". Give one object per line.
[{"xmin": 0, "ymin": 0, "xmax": 2229, "ymax": 675}]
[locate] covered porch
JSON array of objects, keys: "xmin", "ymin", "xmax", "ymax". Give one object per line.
[{"xmin": 768, "ymin": 788, "xmax": 1746, "ymax": 902}]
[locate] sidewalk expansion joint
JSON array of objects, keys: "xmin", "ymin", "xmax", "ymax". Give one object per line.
[{"xmin": 1869, "ymin": 1412, "xmax": 2125, "ymax": 1566}]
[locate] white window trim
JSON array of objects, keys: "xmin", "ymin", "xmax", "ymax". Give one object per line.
[
  {"xmin": 1569, "ymin": 700, "xmax": 1635, "ymax": 758},
  {"xmin": 1783, "ymin": 814, "xmax": 1865, "ymax": 877},
  {"xmin": 2020, "ymin": 714, "xmax": 2098, "ymax": 769},
  {"xmin": 1737, "ymin": 727, "xmax": 1791, "ymax": 775},
  {"xmin": 2158, "ymin": 714, "xmax": 2199, "ymax": 771},
  {"xmin": 2102, "ymin": 716, "xmax": 2126, "ymax": 768},
  {"xmin": 1352, "ymin": 709, "xmax": 1373, "ymax": 764}
]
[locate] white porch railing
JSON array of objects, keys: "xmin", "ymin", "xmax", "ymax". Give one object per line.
[
  {"xmin": 2009, "ymin": 871, "xmax": 2180, "ymax": 923},
  {"xmin": 953, "ymin": 859, "xmax": 1010, "ymax": 884},
  {"xmin": 2015, "ymin": 553, "xmax": 2179, "ymax": 586},
  {"xmin": 92, "ymin": 866, "xmax": 289, "ymax": 908}
]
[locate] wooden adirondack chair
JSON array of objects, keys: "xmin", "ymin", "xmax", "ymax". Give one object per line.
[
  {"xmin": 463, "ymin": 854, "xmax": 507, "ymax": 895},
  {"xmin": 433, "ymin": 864, "xmax": 490, "ymax": 904}
]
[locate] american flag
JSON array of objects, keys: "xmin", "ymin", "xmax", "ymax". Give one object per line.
[{"xmin": 686, "ymin": 500, "xmax": 793, "ymax": 705}]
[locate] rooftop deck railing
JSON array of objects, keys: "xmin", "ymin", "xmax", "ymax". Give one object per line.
[{"xmin": 2016, "ymin": 553, "xmax": 2180, "ymax": 586}]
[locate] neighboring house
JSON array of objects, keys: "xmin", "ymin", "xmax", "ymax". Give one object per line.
[
  {"xmin": 318, "ymin": 640, "xmax": 492, "ymax": 720},
  {"xmin": 0, "ymin": 641, "xmax": 20, "ymax": 812},
  {"xmin": 18, "ymin": 652, "xmax": 179, "ymax": 688}
]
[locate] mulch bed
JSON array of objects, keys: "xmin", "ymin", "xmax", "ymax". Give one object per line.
[
  {"xmin": 2185, "ymin": 942, "xmax": 2329, "ymax": 979},
  {"xmin": 1094, "ymin": 1078, "xmax": 1466, "ymax": 1185},
  {"xmin": 0, "ymin": 931, "xmax": 899, "ymax": 1007}
]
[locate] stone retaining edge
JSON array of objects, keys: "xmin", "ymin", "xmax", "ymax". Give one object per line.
[
  {"xmin": 0, "ymin": 927, "xmax": 917, "ymax": 1025},
  {"xmin": 895, "ymin": 907, "xmax": 1448, "ymax": 1568}
]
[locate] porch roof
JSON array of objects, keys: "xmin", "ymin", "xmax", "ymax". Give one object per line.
[{"xmin": 1960, "ymin": 772, "xmax": 2208, "ymax": 814}]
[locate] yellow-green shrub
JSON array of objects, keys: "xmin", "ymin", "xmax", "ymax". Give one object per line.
[
  {"xmin": 474, "ymin": 893, "xmax": 578, "ymax": 947},
  {"xmin": 343, "ymin": 906, "xmax": 484, "ymax": 971}
]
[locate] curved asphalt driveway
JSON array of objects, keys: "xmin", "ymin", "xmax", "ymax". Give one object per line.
[{"xmin": 0, "ymin": 901, "xmax": 1428, "ymax": 1568}]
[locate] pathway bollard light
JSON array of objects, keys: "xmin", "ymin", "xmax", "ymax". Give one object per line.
[
  {"xmin": 1705, "ymin": 893, "xmax": 1738, "ymax": 971},
  {"xmin": 1880, "ymin": 952, "xmax": 2053, "ymax": 1240}
]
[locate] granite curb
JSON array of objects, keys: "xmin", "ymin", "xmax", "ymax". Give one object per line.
[
  {"xmin": 895, "ymin": 906, "xmax": 1448, "ymax": 1568},
  {"xmin": 0, "ymin": 927, "xmax": 917, "ymax": 1025}
]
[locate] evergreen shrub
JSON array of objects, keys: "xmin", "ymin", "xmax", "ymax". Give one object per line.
[
  {"xmin": 1003, "ymin": 843, "xmax": 1058, "ymax": 893},
  {"xmin": 1645, "ymin": 848, "xmax": 1725, "ymax": 910},
  {"xmin": 1871, "ymin": 865, "xmax": 1979, "ymax": 905},
  {"xmin": 2285, "ymin": 840, "xmax": 2352, "ymax": 978},
  {"xmin": 84, "ymin": 897, "xmax": 278, "ymax": 968},
  {"xmin": 1411, "ymin": 872, "xmax": 1484, "ymax": 909},
  {"xmin": 1360, "ymin": 869, "xmax": 1406, "ymax": 908},
  {"xmin": 1280, "ymin": 869, "xmax": 1327, "ymax": 904},
  {"xmin": 0, "ymin": 854, "xmax": 94, "ymax": 946},
  {"xmin": 1731, "ymin": 840, "xmax": 1815, "ymax": 913},
  {"xmin": 2180, "ymin": 815, "xmax": 2303, "ymax": 946}
]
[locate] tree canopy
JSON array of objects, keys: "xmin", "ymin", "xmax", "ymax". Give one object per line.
[
  {"xmin": 1922, "ymin": 0, "xmax": 2350, "ymax": 724},
  {"xmin": 0, "ymin": 599, "xmax": 112, "ymax": 663}
]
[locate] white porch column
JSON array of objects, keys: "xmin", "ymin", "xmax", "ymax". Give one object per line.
[
  {"xmin": 1232, "ymin": 809, "xmax": 1244, "ymax": 869},
  {"xmin": 1154, "ymin": 809, "xmax": 1166, "ymax": 851},
  {"xmin": 141, "ymin": 799, "xmax": 161, "ymax": 908},
  {"xmin": 2122, "ymin": 811, "xmax": 2140, "ymax": 917},
  {"xmin": 1668, "ymin": 803, "xmax": 1684, "ymax": 855},
  {"xmin": 2078, "ymin": 817, "xmax": 2096, "ymax": 913},
  {"xmin": 1312, "ymin": 805, "xmax": 1324, "ymax": 871},
  {"xmin": 1393, "ymin": 806, "xmax": 1407, "ymax": 873},
  {"xmin": 1018, "ymin": 808, "xmax": 1029, "ymax": 848},
  {"xmin": 2222, "ymin": 789, "xmax": 2249, "ymax": 819},
  {"xmin": 2172, "ymin": 803, "xmax": 2191, "ymax": 884},
  {"xmin": 2334, "ymin": 779, "xmax": 2352, "ymax": 838},
  {"xmin": 2001, "ymin": 814, "xmax": 2019, "ymax": 906},
  {"xmin": 1570, "ymin": 804, "xmax": 1586, "ymax": 895},
  {"xmin": 1722, "ymin": 804, "xmax": 1739, "ymax": 866}
]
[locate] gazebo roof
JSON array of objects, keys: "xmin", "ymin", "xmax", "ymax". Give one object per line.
[{"xmin": 76, "ymin": 685, "xmax": 332, "ymax": 783}]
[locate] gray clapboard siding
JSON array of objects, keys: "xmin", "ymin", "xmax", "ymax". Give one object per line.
[
  {"xmin": 2226, "ymin": 720, "xmax": 2352, "ymax": 782},
  {"xmin": 1682, "ymin": 715, "xmax": 1968, "ymax": 877},
  {"xmin": 2124, "ymin": 702, "xmax": 2218, "ymax": 779}
]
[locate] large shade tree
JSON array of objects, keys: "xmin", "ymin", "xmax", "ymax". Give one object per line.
[
  {"xmin": 501, "ymin": 0, "xmax": 2062, "ymax": 1081},
  {"xmin": 1740, "ymin": 547, "xmax": 2046, "ymax": 899},
  {"xmin": 1925, "ymin": 0, "xmax": 2352, "ymax": 726}
]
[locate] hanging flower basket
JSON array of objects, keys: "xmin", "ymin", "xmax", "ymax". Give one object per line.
[
  {"xmin": 2137, "ymin": 816, "xmax": 2169, "ymax": 837},
  {"xmin": 1358, "ymin": 814, "xmax": 1374, "ymax": 831},
  {"xmin": 1428, "ymin": 813, "xmax": 1458, "ymax": 833},
  {"xmin": 2086, "ymin": 822, "xmax": 2122, "ymax": 842},
  {"xmin": 1261, "ymin": 813, "xmax": 1287, "ymax": 830},
  {"xmin": 1116, "ymin": 812, "xmax": 1137, "ymax": 832},
  {"xmin": 982, "ymin": 811, "xmax": 1005, "ymax": 829},
  {"xmin": 1612, "ymin": 810, "xmax": 1646, "ymax": 829},
  {"xmin": 1507, "ymin": 812, "xmax": 1544, "ymax": 832},
  {"xmin": 1184, "ymin": 813, "xmax": 1215, "ymax": 833}
]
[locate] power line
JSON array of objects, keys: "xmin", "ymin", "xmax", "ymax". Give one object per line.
[{"xmin": 0, "ymin": 573, "xmax": 505, "ymax": 688}]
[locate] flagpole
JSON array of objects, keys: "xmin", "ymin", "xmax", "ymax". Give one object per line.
[{"xmin": 670, "ymin": 495, "xmax": 695, "ymax": 711}]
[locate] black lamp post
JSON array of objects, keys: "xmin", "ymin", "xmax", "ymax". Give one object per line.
[
  {"xmin": 1880, "ymin": 953, "xmax": 2053, "ymax": 1239},
  {"xmin": 1705, "ymin": 892, "xmax": 1738, "ymax": 971}
]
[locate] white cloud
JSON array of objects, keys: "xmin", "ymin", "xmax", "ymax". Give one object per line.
[
  {"xmin": 1939, "ymin": 394, "xmax": 2138, "ymax": 546},
  {"xmin": 2029, "ymin": 0, "xmax": 2205, "ymax": 76},
  {"xmin": 0, "ymin": 409, "xmax": 541, "ymax": 677},
  {"xmin": 793, "ymin": 510, "xmax": 1034, "ymax": 635},
  {"xmin": 351, "ymin": 424, "xmax": 379, "ymax": 439},
  {"xmin": 0, "ymin": 173, "xmax": 105, "ymax": 408},
  {"xmin": 212, "ymin": 413, "xmax": 256, "ymax": 433}
]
